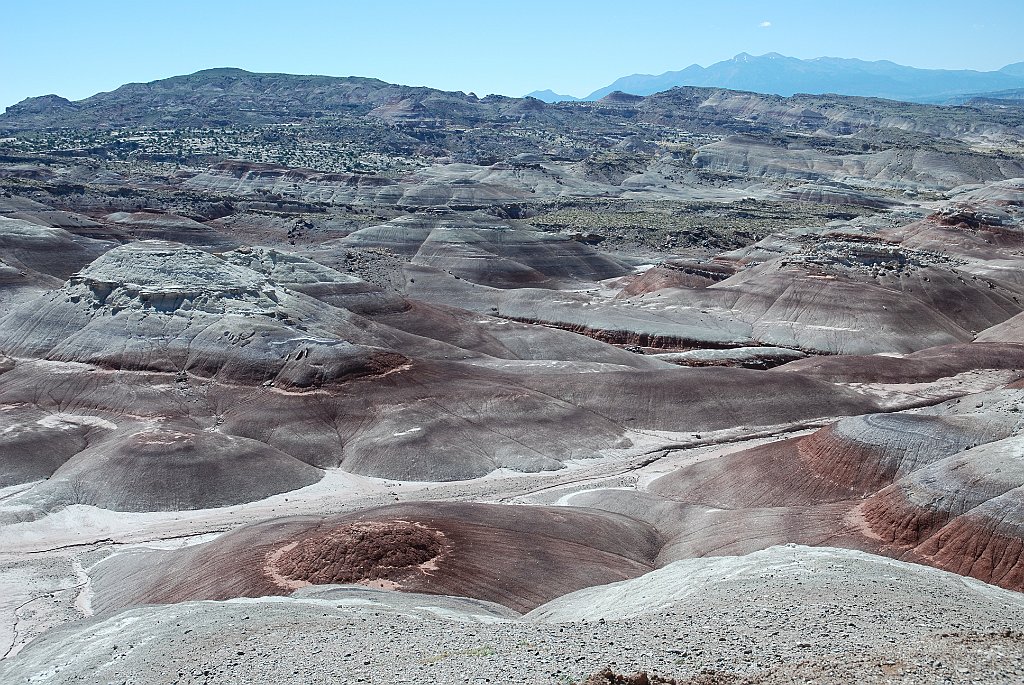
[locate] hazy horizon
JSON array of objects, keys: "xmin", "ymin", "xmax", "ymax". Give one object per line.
[{"xmin": 3, "ymin": 0, "xmax": 1023, "ymax": 109}]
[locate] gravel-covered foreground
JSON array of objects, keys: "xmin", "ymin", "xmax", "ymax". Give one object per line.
[{"xmin": 3, "ymin": 545, "xmax": 1023, "ymax": 684}]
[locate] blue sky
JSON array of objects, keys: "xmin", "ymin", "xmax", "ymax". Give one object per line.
[{"xmin": 2, "ymin": 0, "xmax": 1023, "ymax": 109}]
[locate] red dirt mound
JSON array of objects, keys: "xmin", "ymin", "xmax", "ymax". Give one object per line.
[
  {"xmin": 87, "ymin": 501, "xmax": 663, "ymax": 614},
  {"xmin": 270, "ymin": 520, "xmax": 447, "ymax": 587}
]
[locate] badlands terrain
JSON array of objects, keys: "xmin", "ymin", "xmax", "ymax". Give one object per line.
[{"xmin": 1, "ymin": 69, "xmax": 1024, "ymax": 683}]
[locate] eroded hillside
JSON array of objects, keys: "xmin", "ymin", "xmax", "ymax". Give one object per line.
[{"xmin": 2, "ymin": 70, "xmax": 1024, "ymax": 683}]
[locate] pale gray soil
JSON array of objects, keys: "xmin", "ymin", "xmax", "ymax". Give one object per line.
[{"xmin": 2, "ymin": 546, "xmax": 1023, "ymax": 684}]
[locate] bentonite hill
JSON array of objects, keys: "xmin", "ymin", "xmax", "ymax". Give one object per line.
[{"xmin": 2, "ymin": 68, "xmax": 1024, "ymax": 684}]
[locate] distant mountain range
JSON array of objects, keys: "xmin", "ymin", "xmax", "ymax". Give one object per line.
[
  {"xmin": 0, "ymin": 68, "xmax": 501, "ymax": 131},
  {"xmin": 528, "ymin": 53, "xmax": 1024, "ymax": 104},
  {"xmin": 6, "ymin": 63, "xmax": 1024, "ymax": 140}
]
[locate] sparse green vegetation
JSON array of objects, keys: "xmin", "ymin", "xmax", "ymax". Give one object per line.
[
  {"xmin": 528, "ymin": 198, "xmax": 873, "ymax": 251},
  {"xmin": 420, "ymin": 644, "xmax": 498, "ymax": 664}
]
